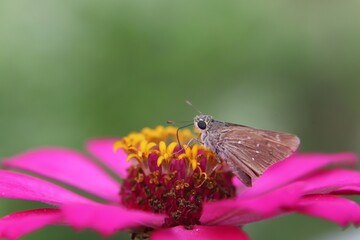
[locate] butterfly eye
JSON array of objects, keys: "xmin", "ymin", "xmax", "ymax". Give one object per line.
[{"xmin": 197, "ymin": 120, "xmax": 207, "ymax": 130}]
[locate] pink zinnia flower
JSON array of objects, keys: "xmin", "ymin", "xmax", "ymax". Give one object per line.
[{"xmin": 0, "ymin": 126, "xmax": 359, "ymax": 240}]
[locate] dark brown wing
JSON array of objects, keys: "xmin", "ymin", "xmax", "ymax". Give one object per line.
[{"xmin": 217, "ymin": 123, "xmax": 300, "ymax": 187}]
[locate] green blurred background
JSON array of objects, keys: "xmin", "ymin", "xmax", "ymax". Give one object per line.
[{"xmin": 0, "ymin": 0, "xmax": 359, "ymax": 239}]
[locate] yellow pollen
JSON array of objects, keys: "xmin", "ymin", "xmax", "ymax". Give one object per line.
[
  {"xmin": 125, "ymin": 140, "xmax": 156, "ymax": 163},
  {"xmin": 114, "ymin": 126, "xmax": 217, "ymax": 177},
  {"xmin": 119, "ymin": 126, "xmax": 237, "ymax": 229},
  {"xmin": 178, "ymin": 145, "xmax": 204, "ymax": 171},
  {"xmin": 163, "ymin": 172, "xmax": 176, "ymax": 184},
  {"xmin": 175, "ymin": 179, "xmax": 190, "ymax": 190},
  {"xmin": 135, "ymin": 173, "xmax": 144, "ymax": 183},
  {"xmin": 157, "ymin": 141, "xmax": 178, "ymax": 167},
  {"xmin": 149, "ymin": 171, "xmax": 160, "ymax": 184}
]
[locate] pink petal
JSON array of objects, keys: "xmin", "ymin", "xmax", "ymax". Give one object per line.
[
  {"xmin": 62, "ymin": 202, "xmax": 165, "ymax": 236},
  {"xmin": 301, "ymin": 169, "xmax": 360, "ymax": 195},
  {"xmin": 86, "ymin": 138, "xmax": 130, "ymax": 178},
  {"xmin": 3, "ymin": 148, "xmax": 121, "ymax": 202},
  {"xmin": 294, "ymin": 195, "xmax": 360, "ymax": 227},
  {"xmin": 201, "ymin": 182, "xmax": 304, "ymax": 226},
  {"xmin": 0, "ymin": 208, "xmax": 61, "ymax": 240},
  {"xmin": 240, "ymin": 152, "xmax": 358, "ymax": 198},
  {"xmin": 332, "ymin": 186, "xmax": 360, "ymax": 195},
  {"xmin": 151, "ymin": 225, "xmax": 249, "ymax": 240},
  {"xmin": 0, "ymin": 170, "xmax": 92, "ymax": 205}
]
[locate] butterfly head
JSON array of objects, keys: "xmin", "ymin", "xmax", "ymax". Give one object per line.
[{"xmin": 194, "ymin": 115, "xmax": 214, "ymax": 131}]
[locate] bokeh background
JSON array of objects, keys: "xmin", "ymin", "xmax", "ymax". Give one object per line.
[{"xmin": 0, "ymin": 0, "xmax": 359, "ymax": 239}]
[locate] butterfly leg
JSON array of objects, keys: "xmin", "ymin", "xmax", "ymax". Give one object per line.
[
  {"xmin": 186, "ymin": 137, "xmax": 203, "ymax": 146},
  {"xmin": 209, "ymin": 163, "xmax": 221, "ymax": 174},
  {"xmin": 173, "ymin": 137, "xmax": 203, "ymax": 155},
  {"xmin": 216, "ymin": 155, "xmax": 222, "ymax": 164}
]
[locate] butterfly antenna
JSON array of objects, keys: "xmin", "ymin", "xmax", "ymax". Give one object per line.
[
  {"xmin": 166, "ymin": 120, "xmax": 176, "ymax": 125},
  {"xmin": 186, "ymin": 100, "xmax": 202, "ymax": 114}
]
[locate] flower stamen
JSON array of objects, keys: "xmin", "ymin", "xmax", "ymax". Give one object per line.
[{"xmin": 116, "ymin": 126, "xmax": 236, "ymax": 228}]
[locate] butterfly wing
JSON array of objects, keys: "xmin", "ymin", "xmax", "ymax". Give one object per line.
[{"xmin": 217, "ymin": 123, "xmax": 300, "ymax": 186}]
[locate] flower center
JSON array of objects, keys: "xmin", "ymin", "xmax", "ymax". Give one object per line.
[{"xmin": 115, "ymin": 126, "xmax": 236, "ymax": 228}]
